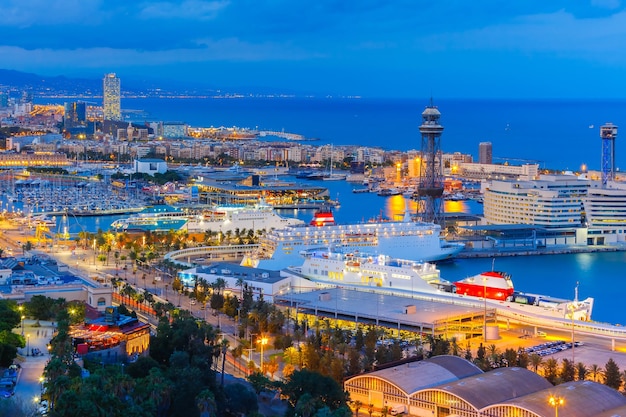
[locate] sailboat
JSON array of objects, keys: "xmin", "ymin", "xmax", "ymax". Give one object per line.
[{"xmin": 322, "ymin": 144, "xmax": 346, "ymax": 181}]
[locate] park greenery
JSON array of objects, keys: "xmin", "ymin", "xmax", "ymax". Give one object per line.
[{"xmin": 5, "ymin": 283, "xmax": 626, "ymax": 416}]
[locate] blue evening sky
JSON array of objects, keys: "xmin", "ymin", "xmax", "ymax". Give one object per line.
[{"xmin": 3, "ymin": 0, "xmax": 626, "ymax": 98}]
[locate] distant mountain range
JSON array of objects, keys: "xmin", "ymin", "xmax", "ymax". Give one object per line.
[{"xmin": 0, "ymin": 69, "xmax": 104, "ymax": 95}]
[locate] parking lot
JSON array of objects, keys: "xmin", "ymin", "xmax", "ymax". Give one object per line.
[{"xmin": 524, "ymin": 339, "xmax": 584, "ymax": 357}]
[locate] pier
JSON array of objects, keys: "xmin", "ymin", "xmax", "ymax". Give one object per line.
[{"xmin": 35, "ymin": 207, "xmax": 145, "ymax": 217}]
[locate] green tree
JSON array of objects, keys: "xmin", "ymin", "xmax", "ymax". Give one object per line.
[
  {"xmin": 247, "ymin": 371, "xmax": 273, "ymax": 395},
  {"xmin": 604, "ymin": 358, "xmax": 622, "ymax": 390},
  {"xmin": 576, "ymin": 362, "xmax": 588, "ymax": 381},
  {"xmin": 25, "ymin": 295, "xmax": 56, "ymax": 320},
  {"xmin": 559, "ymin": 358, "xmax": 576, "ymax": 383},
  {"xmin": 223, "ymin": 383, "xmax": 258, "ymax": 416},
  {"xmin": 543, "ymin": 358, "xmax": 559, "ymax": 385},
  {"xmin": 0, "ymin": 300, "xmax": 21, "ymax": 331},
  {"xmin": 529, "ymin": 353, "xmax": 543, "ymax": 373},
  {"xmin": 280, "ymin": 369, "xmax": 348, "ymax": 412},
  {"xmin": 589, "ymin": 364, "xmax": 603, "ymax": 382}
]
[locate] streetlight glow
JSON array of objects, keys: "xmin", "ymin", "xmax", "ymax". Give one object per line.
[
  {"xmin": 549, "ymin": 396, "xmax": 564, "ymax": 417},
  {"xmin": 19, "ymin": 305, "xmax": 24, "ymax": 336},
  {"xmin": 257, "ymin": 336, "xmax": 268, "ymax": 373}
]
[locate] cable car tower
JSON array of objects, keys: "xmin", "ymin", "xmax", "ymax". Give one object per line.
[
  {"xmin": 416, "ymin": 101, "xmax": 445, "ymax": 224},
  {"xmin": 600, "ymin": 123, "xmax": 617, "ymax": 187}
]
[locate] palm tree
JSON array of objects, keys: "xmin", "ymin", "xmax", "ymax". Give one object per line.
[
  {"xmin": 144, "ymin": 291, "xmax": 155, "ymax": 308},
  {"xmin": 529, "ymin": 353, "xmax": 543, "ymax": 373},
  {"xmin": 590, "ymin": 364, "xmax": 603, "ymax": 382},
  {"xmin": 576, "ymin": 362, "xmax": 588, "ymax": 381},
  {"xmin": 235, "ymin": 276, "xmax": 245, "ymax": 301},
  {"xmin": 368, "ymin": 404, "xmax": 374, "ymax": 417},
  {"xmin": 352, "ymin": 400, "xmax": 363, "ymax": 417}
]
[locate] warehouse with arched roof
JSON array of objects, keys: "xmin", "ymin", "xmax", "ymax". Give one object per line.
[
  {"xmin": 344, "ymin": 356, "xmax": 482, "ymax": 410},
  {"xmin": 482, "ymin": 380, "xmax": 626, "ymax": 417},
  {"xmin": 411, "ymin": 367, "xmax": 551, "ymax": 417}
]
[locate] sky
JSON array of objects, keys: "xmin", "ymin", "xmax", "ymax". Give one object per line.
[{"xmin": 3, "ymin": 0, "xmax": 626, "ymax": 98}]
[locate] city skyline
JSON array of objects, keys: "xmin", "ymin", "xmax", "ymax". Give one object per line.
[{"xmin": 2, "ymin": 1, "xmax": 626, "ymax": 99}]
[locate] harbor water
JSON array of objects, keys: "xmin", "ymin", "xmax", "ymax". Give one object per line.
[{"xmin": 2, "ymin": 174, "xmax": 622, "ymax": 325}]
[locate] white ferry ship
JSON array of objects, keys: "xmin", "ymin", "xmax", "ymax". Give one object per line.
[
  {"xmin": 291, "ymin": 248, "xmax": 594, "ymax": 321},
  {"xmin": 111, "ymin": 199, "xmax": 304, "ymax": 233},
  {"xmin": 241, "ymin": 207, "xmax": 465, "ymax": 269},
  {"xmin": 294, "ymin": 248, "xmax": 453, "ymax": 293},
  {"xmin": 185, "ymin": 199, "xmax": 304, "ymax": 233}
]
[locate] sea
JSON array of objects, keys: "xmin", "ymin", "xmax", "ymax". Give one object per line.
[{"xmin": 28, "ymin": 96, "xmax": 626, "ymax": 325}]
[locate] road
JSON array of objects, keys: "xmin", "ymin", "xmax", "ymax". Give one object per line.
[{"xmin": 11, "ymin": 320, "xmax": 55, "ymax": 411}]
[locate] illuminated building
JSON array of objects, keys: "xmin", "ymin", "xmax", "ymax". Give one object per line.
[
  {"xmin": 482, "ymin": 174, "xmax": 587, "ymax": 229},
  {"xmin": 102, "ymin": 73, "xmax": 121, "ymax": 121},
  {"xmin": 479, "ymin": 141, "xmax": 492, "ymax": 164},
  {"xmin": 0, "ymin": 152, "xmax": 71, "ymax": 168},
  {"xmin": 70, "ymin": 306, "xmax": 150, "ymax": 363},
  {"xmin": 63, "ymin": 101, "xmax": 87, "ymax": 129}
]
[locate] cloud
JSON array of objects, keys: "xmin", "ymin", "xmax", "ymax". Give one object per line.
[
  {"xmin": 0, "ymin": 38, "xmax": 322, "ymax": 73},
  {"xmin": 414, "ymin": 9, "xmax": 626, "ymax": 61},
  {"xmin": 138, "ymin": 0, "xmax": 229, "ymax": 20},
  {"xmin": 0, "ymin": 0, "xmax": 104, "ymax": 27}
]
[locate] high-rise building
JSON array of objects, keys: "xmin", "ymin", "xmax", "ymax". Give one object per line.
[
  {"xmin": 479, "ymin": 141, "xmax": 493, "ymax": 164},
  {"xmin": 64, "ymin": 101, "xmax": 87, "ymax": 129},
  {"xmin": 103, "ymin": 73, "xmax": 121, "ymax": 121}
]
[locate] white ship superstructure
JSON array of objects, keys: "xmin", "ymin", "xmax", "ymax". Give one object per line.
[
  {"xmin": 185, "ymin": 199, "xmax": 305, "ymax": 233},
  {"xmin": 242, "ymin": 208, "xmax": 464, "ymax": 270},
  {"xmin": 293, "ymin": 248, "xmax": 452, "ymax": 293}
]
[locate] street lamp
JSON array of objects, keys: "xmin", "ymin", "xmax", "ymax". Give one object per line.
[
  {"xmin": 548, "ymin": 396, "xmax": 564, "ymax": 417},
  {"xmin": 257, "ymin": 336, "xmax": 268, "ymax": 373},
  {"xmin": 19, "ymin": 305, "xmax": 24, "ymax": 336},
  {"xmin": 26, "ymin": 334, "xmax": 30, "ymax": 356}
]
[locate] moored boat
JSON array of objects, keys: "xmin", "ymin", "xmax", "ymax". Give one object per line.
[{"xmin": 454, "ymin": 271, "xmax": 514, "ymax": 301}]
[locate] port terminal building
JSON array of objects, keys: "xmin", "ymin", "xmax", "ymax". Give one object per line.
[
  {"xmin": 344, "ymin": 355, "xmax": 626, "ymax": 417},
  {"xmin": 192, "ymin": 178, "xmax": 328, "ymax": 207},
  {"xmin": 478, "ymin": 174, "xmax": 626, "ymax": 246}
]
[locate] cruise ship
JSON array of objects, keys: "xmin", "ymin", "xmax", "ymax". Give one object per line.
[
  {"xmin": 241, "ymin": 207, "xmax": 465, "ymax": 269},
  {"xmin": 111, "ymin": 199, "xmax": 304, "ymax": 233}
]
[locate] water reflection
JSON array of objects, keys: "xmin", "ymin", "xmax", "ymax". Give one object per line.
[
  {"xmin": 382, "ymin": 196, "xmax": 473, "ymax": 221},
  {"xmin": 444, "ymin": 200, "xmax": 470, "ymax": 213}
]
